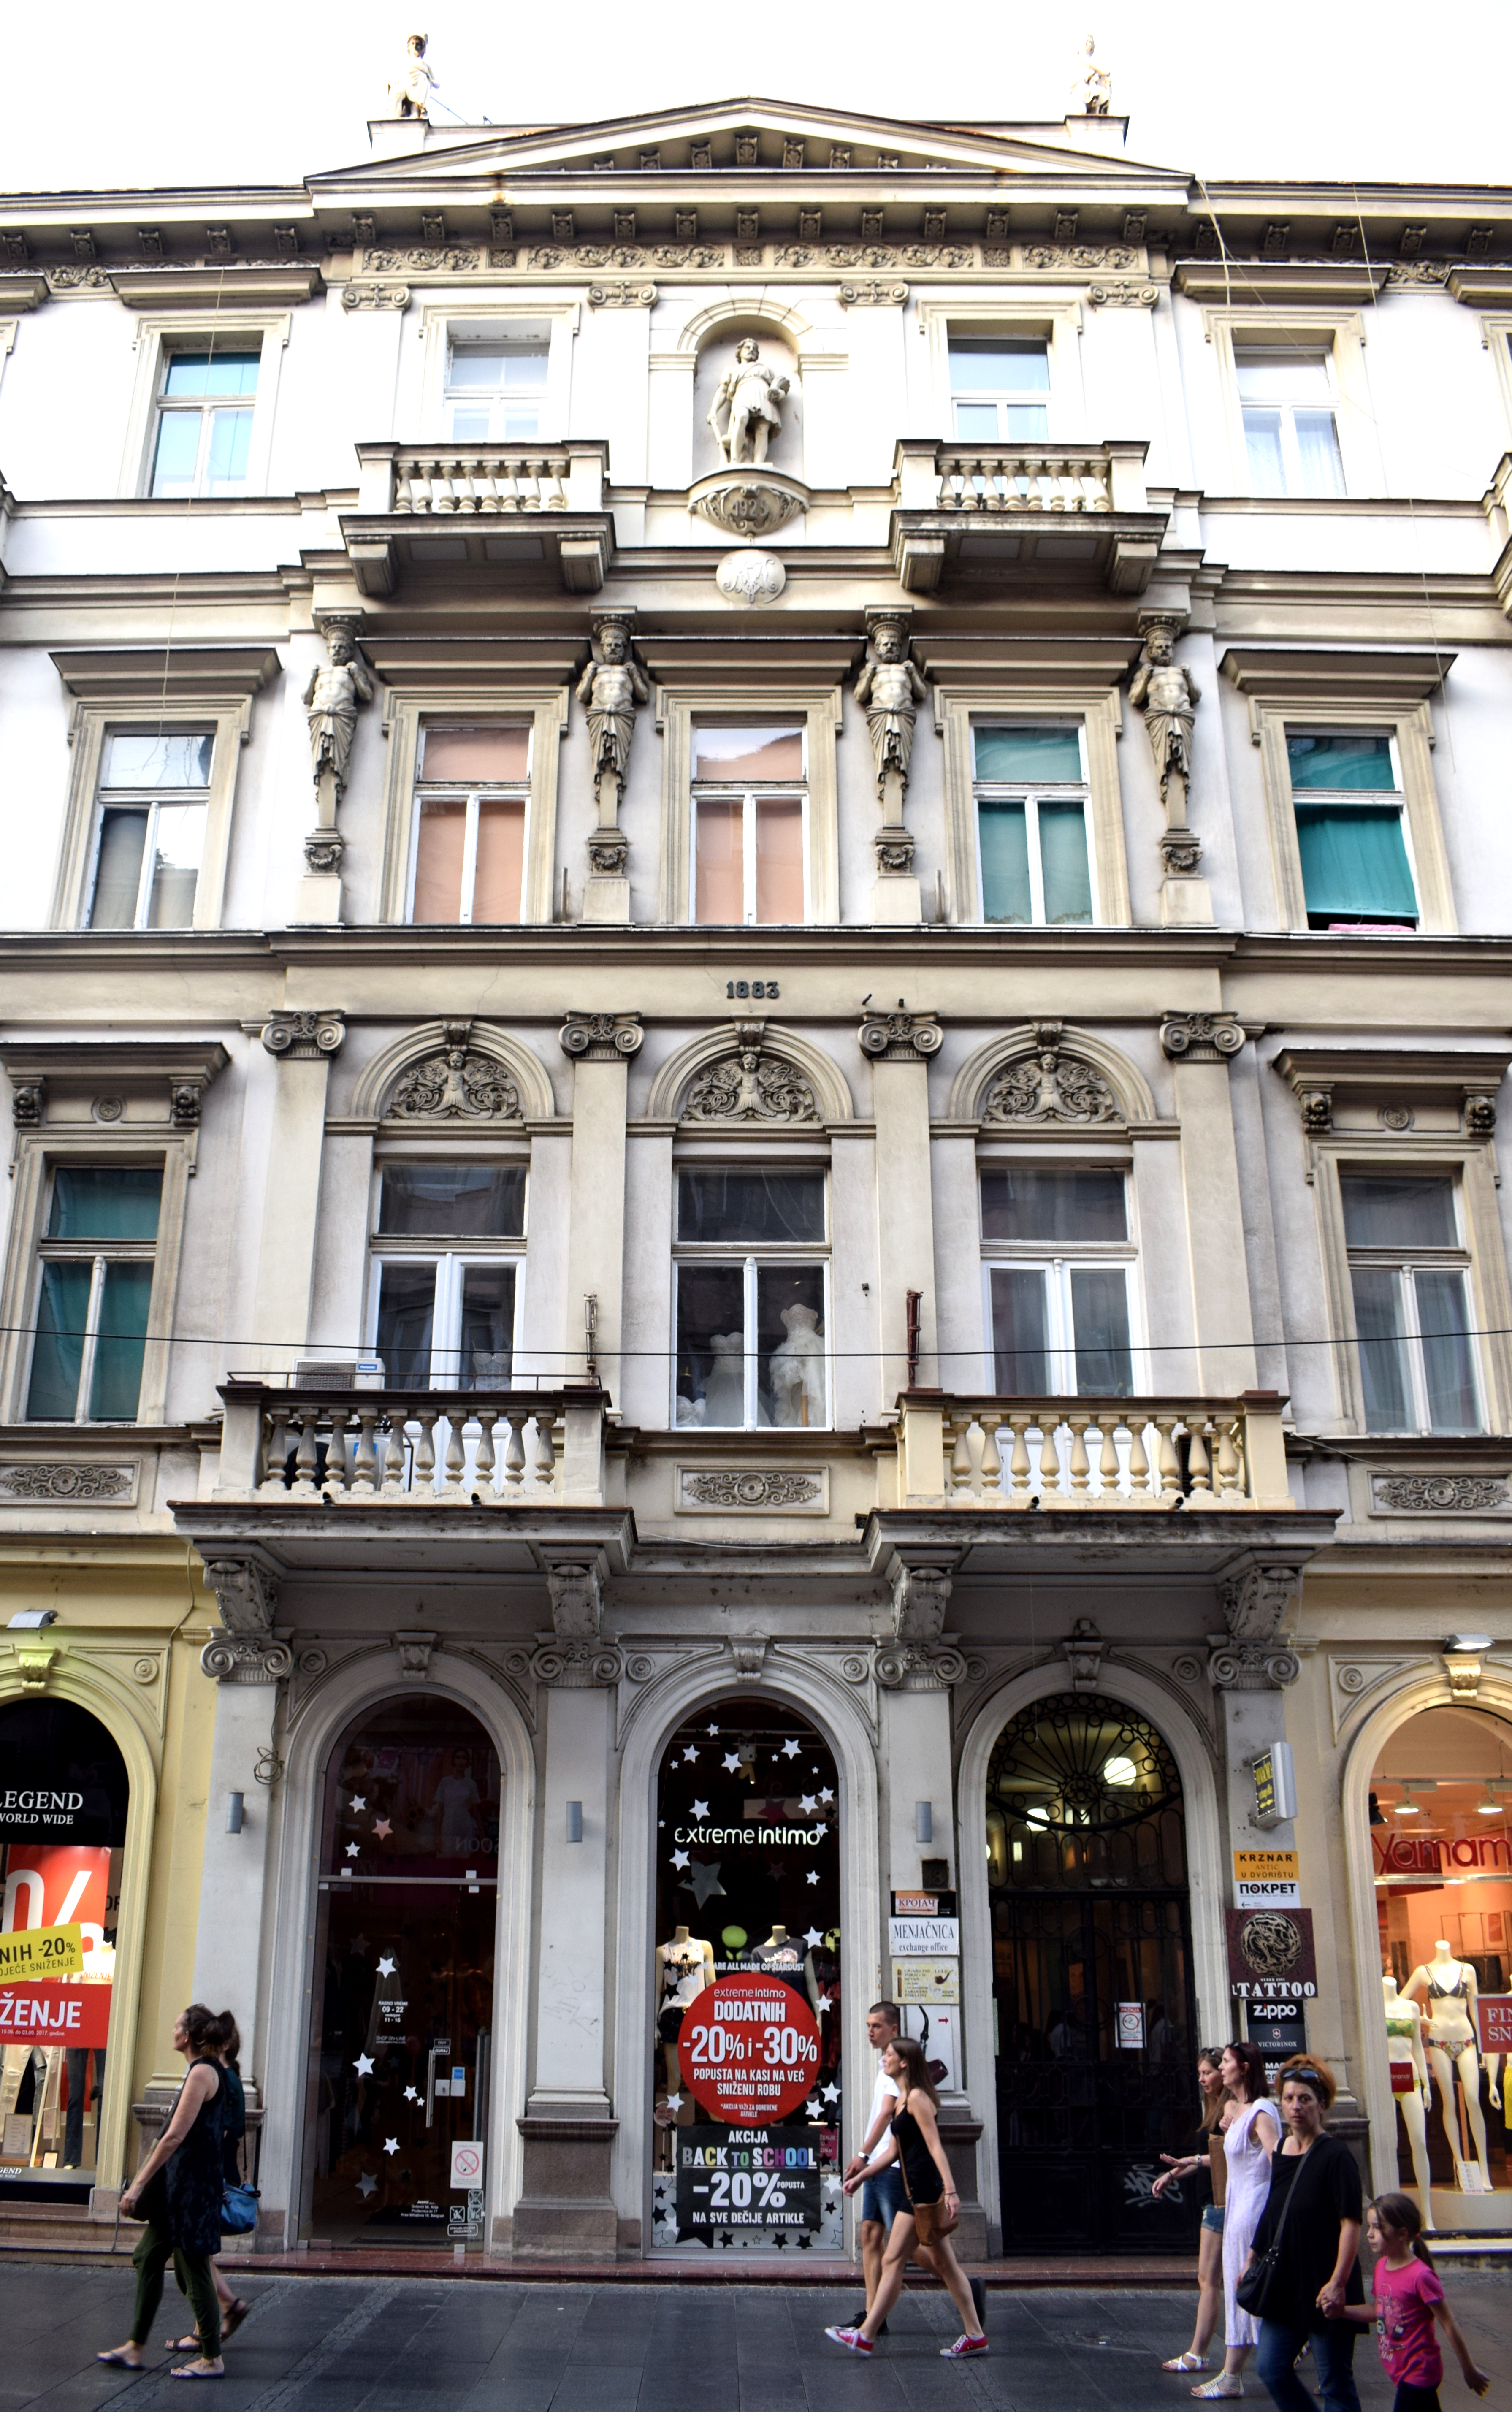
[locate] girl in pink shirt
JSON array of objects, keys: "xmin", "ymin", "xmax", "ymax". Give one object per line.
[{"xmin": 1340, "ymin": 2193, "xmax": 1488, "ymax": 2412}]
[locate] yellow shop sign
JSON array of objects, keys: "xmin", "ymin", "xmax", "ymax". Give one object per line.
[{"xmin": 0, "ymin": 1922, "xmax": 85, "ymax": 1980}]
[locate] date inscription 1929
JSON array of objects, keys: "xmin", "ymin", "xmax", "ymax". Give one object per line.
[{"xmin": 726, "ymin": 980, "xmax": 780, "ymax": 999}]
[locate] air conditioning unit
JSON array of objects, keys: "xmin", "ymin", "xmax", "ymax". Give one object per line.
[{"xmin": 293, "ymin": 1358, "xmax": 386, "ymax": 1392}]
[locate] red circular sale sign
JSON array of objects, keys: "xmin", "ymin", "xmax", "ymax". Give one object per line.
[{"xmin": 680, "ymin": 1974, "xmax": 822, "ymax": 2123}]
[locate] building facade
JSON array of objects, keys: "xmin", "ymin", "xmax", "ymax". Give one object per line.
[{"xmin": 2, "ymin": 92, "xmax": 1512, "ymax": 2260}]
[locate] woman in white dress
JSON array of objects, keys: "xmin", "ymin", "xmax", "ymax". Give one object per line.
[{"xmin": 1192, "ymin": 2040, "xmax": 1280, "ymax": 2401}]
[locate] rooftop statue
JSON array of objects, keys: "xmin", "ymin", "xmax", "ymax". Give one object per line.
[
  {"xmin": 384, "ymin": 33, "xmax": 436, "ymax": 120},
  {"xmin": 1070, "ymin": 33, "xmax": 1112, "ymax": 115}
]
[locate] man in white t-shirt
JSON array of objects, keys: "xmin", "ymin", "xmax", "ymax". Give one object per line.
[{"xmin": 842, "ymin": 2000, "xmax": 905, "ymax": 2334}]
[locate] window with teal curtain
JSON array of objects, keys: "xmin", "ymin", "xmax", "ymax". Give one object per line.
[
  {"xmin": 1286, "ymin": 733, "xmax": 1416, "ymax": 926},
  {"xmin": 26, "ymin": 1263, "xmax": 92, "ymax": 1420},
  {"xmin": 974, "ymin": 728, "xmax": 1082, "ymax": 782},
  {"xmin": 89, "ymin": 1263, "xmax": 154, "ymax": 1419},
  {"xmin": 26, "ymin": 1167, "xmax": 163, "ymax": 1422},
  {"xmin": 973, "ymin": 726, "xmax": 1091, "ymax": 924},
  {"xmin": 1038, "ymin": 800, "xmax": 1092, "ymax": 923},
  {"xmin": 978, "ymin": 799, "xmax": 1031, "ymax": 921},
  {"xmin": 47, "ymin": 1167, "xmax": 162, "ymax": 1239}
]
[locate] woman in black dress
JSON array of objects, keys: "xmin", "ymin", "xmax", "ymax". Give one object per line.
[
  {"xmin": 167, "ymin": 2012, "xmax": 251, "ymax": 2352},
  {"xmin": 828, "ymin": 2036, "xmax": 988, "ymax": 2359},
  {"xmin": 97, "ymin": 2003, "xmax": 226, "ymax": 2379},
  {"xmin": 1244, "ymin": 2056, "xmax": 1364, "ymax": 2412}
]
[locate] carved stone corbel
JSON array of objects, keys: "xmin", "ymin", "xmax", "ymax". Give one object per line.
[
  {"xmin": 1219, "ymin": 1561, "xmax": 1302, "ymax": 1644},
  {"xmin": 889, "ymin": 1559, "xmax": 954, "ymax": 1643},
  {"xmin": 859, "ymin": 1008, "xmax": 943, "ymax": 1064},
  {"xmin": 1160, "ymin": 1012, "xmax": 1244, "ymax": 1064},
  {"xmin": 728, "ymin": 1637, "xmax": 770, "ymax": 1678},
  {"xmin": 11, "ymin": 1080, "xmax": 44, "ymax": 1127},
  {"xmin": 559, "ymin": 1011, "xmax": 644, "ymax": 1062},
  {"xmin": 201, "ymin": 1558, "xmax": 279, "ymax": 1637},
  {"xmin": 544, "ymin": 1561, "xmax": 603, "ymax": 1642},
  {"xmin": 393, "ymin": 1629, "xmax": 439, "ymax": 1678},
  {"xmin": 201, "ymin": 1632, "xmax": 294, "ymax": 1684},
  {"xmin": 1060, "ymin": 1617, "xmax": 1105, "ymax": 1687}
]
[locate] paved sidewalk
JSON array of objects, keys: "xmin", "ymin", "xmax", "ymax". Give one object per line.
[{"xmin": 3, "ymin": 2263, "xmax": 1511, "ymax": 2412}]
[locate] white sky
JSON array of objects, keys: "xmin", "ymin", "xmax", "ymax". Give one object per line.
[{"xmin": 9, "ymin": 0, "xmax": 1506, "ymax": 197}]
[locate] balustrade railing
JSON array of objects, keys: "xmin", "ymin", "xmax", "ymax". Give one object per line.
[
  {"xmin": 392, "ymin": 448, "xmax": 572, "ymax": 515},
  {"xmin": 892, "ymin": 1391, "xmax": 1293, "ymax": 1510},
  {"xmin": 216, "ymin": 1383, "xmax": 610, "ymax": 1504},
  {"xmin": 935, "ymin": 447, "xmax": 1114, "ymax": 515}
]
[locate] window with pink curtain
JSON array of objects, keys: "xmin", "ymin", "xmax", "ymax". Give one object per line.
[
  {"xmin": 410, "ymin": 725, "xmax": 529, "ymax": 923},
  {"xmin": 691, "ymin": 724, "xmax": 806, "ymax": 924}
]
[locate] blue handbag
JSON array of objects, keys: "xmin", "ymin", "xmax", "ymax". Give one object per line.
[{"xmin": 221, "ymin": 2182, "xmax": 260, "ymax": 2235}]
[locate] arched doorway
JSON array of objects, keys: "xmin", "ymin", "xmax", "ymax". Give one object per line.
[
  {"xmin": 0, "ymin": 1698, "xmax": 129, "ymax": 2193},
  {"xmin": 986, "ymin": 1691, "xmax": 1198, "ymax": 2254},
  {"xmin": 648, "ymin": 1694, "xmax": 842, "ymax": 2253},
  {"xmin": 298, "ymin": 1694, "xmax": 499, "ymax": 2247}
]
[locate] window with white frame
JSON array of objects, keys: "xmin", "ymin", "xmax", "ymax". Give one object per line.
[
  {"xmin": 150, "ymin": 348, "xmax": 261, "ymax": 497},
  {"xmin": 981, "ymin": 1167, "xmax": 1135, "ymax": 1396},
  {"xmin": 84, "ymin": 730, "xmax": 213, "ymax": 929},
  {"xmin": 949, "ymin": 338, "xmax": 1051, "ymax": 440},
  {"xmin": 674, "ymin": 1168, "xmax": 828, "ymax": 1428},
  {"xmin": 1341, "ymin": 1171, "xmax": 1480, "ymax": 1434},
  {"xmin": 369, "ymin": 1163, "xmax": 526, "ymax": 1388},
  {"xmin": 691, "ymin": 724, "xmax": 807, "ymax": 925},
  {"xmin": 26, "ymin": 1165, "xmax": 163, "ymax": 1422},
  {"xmin": 1285, "ymin": 730, "xmax": 1417, "ymax": 930},
  {"xmin": 972, "ymin": 724, "xmax": 1094, "ymax": 925},
  {"xmin": 408, "ymin": 724, "xmax": 530, "ymax": 924},
  {"xmin": 443, "ymin": 336, "xmax": 549, "ymax": 441},
  {"xmin": 1236, "ymin": 349, "xmax": 1345, "ymax": 497}
]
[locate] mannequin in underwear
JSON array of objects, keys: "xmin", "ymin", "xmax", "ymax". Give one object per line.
[
  {"xmin": 746, "ymin": 1924, "xmax": 807, "ymax": 1997},
  {"xmin": 1382, "ymin": 1972, "xmax": 1436, "ymax": 2227},
  {"xmin": 1404, "ymin": 1940, "xmax": 1492, "ymax": 2185},
  {"xmin": 656, "ymin": 1927, "xmax": 714, "ymax": 2127}
]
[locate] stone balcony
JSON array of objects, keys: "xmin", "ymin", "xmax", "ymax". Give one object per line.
[
  {"xmin": 882, "ymin": 1388, "xmax": 1296, "ymax": 1512},
  {"xmin": 341, "ymin": 439, "xmax": 613, "ymax": 594},
  {"xmin": 889, "ymin": 436, "xmax": 1166, "ymax": 593}
]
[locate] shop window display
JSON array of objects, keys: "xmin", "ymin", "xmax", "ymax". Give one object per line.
[
  {"xmin": 650, "ymin": 1697, "xmax": 842, "ymax": 2252},
  {"xmin": 0, "ymin": 1700, "xmax": 127, "ymax": 2193},
  {"xmin": 299, "ymin": 1697, "xmax": 499, "ymax": 2247},
  {"xmin": 1372, "ymin": 1704, "xmax": 1512, "ymax": 2223}
]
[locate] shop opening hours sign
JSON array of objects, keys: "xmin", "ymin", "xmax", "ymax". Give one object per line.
[
  {"xmin": 681, "ymin": 1974, "xmax": 822, "ymax": 2123},
  {"xmin": 677, "ymin": 2124, "xmax": 824, "ymax": 2236}
]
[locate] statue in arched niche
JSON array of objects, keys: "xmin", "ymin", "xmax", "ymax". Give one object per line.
[{"xmin": 707, "ymin": 339, "xmax": 791, "ymax": 467}]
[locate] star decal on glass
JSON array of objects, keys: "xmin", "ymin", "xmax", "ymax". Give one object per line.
[
  {"xmin": 356, "ymin": 2171, "xmax": 377, "ymax": 2198},
  {"xmin": 403, "ymin": 2086, "xmax": 419, "ymax": 2103},
  {"xmin": 350, "ymin": 1795, "xmax": 366, "ymax": 1811},
  {"xmin": 815, "ymin": 1998, "xmax": 829, "ymax": 2017},
  {"xmin": 679, "ymin": 1858, "xmax": 727, "ymax": 1909},
  {"xmin": 819, "ymin": 1787, "xmax": 835, "ymax": 1803},
  {"xmin": 691, "ymin": 1800, "xmax": 709, "ymax": 1819},
  {"xmin": 706, "ymin": 1722, "xmax": 721, "ymax": 1736},
  {"xmin": 353, "ymin": 2053, "xmax": 374, "ymax": 2076},
  {"xmin": 664, "ymin": 2092, "xmax": 683, "ymax": 2113},
  {"xmin": 821, "ymin": 2082, "xmax": 840, "ymax": 2103},
  {"xmin": 722, "ymin": 1752, "xmax": 742, "ymax": 1774},
  {"xmin": 803, "ymin": 1927, "xmax": 824, "ymax": 1947},
  {"xmin": 383, "ymin": 2136, "xmax": 399, "ymax": 2156},
  {"xmin": 682, "ymin": 1745, "xmax": 699, "ymax": 1763},
  {"xmin": 805, "ymin": 1870, "xmax": 820, "ymax": 1885},
  {"xmin": 373, "ymin": 1818, "xmax": 392, "ymax": 1840},
  {"xmin": 377, "ymin": 1955, "xmax": 396, "ymax": 1978},
  {"xmin": 799, "ymin": 1795, "xmax": 817, "ymax": 1815},
  {"xmin": 671, "ymin": 1848, "xmax": 691, "ymax": 1870},
  {"xmin": 780, "ymin": 1738, "xmax": 801, "ymax": 1759},
  {"xmin": 345, "ymin": 1843, "xmax": 360, "ymax": 1859}
]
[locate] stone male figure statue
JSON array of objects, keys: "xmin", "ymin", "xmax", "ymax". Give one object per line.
[
  {"xmin": 1127, "ymin": 621, "xmax": 1199, "ymax": 806},
  {"xmin": 707, "ymin": 340, "xmax": 790, "ymax": 467},
  {"xmin": 576, "ymin": 619, "xmax": 650, "ymax": 811},
  {"xmin": 303, "ymin": 629, "xmax": 374, "ymax": 802},
  {"xmin": 854, "ymin": 616, "xmax": 929, "ymax": 802},
  {"xmin": 1070, "ymin": 33, "xmax": 1112, "ymax": 115},
  {"xmin": 385, "ymin": 33, "xmax": 436, "ymax": 120}
]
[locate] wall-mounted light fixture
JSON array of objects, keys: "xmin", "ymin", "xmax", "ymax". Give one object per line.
[
  {"xmin": 915, "ymin": 1801, "xmax": 933, "ymax": 1845},
  {"xmin": 566, "ymin": 1800, "xmax": 583, "ymax": 1843},
  {"xmin": 225, "ymin": 1792, "xmax": 245, "ymax": 1834}
]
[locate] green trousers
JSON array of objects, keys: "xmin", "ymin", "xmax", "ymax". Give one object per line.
[{"xmin": 130, "ymin": 2211, "xmax": 221, "ymax": 2357}]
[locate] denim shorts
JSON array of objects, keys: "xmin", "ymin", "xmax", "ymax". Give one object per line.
[
  {"xmin": 1201, "ymin": 2204, "xmax": 1225, "ymax": 2235},
  {"xmin": 859, "ymin": 2162, "xmax": 909, "ymax": 2229}
]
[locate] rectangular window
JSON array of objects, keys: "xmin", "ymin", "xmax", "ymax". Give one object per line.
[
  {"xmin": 1341, "ymin": 1172, "xmax": 1479, "ymax": 1434},
  {"xmin": 1286, "ymin": 732, "xmax": 1417, "ymax": 929},
  {"xmin": 980, "ymin": 1167, "xmax": 1134, "ymax": 1395},
  {"xmin": 150, "ymin": 349, "xmax": 260, "ymax": 498},
  {"xmin": 691, "ymin": 725, "xmax": 807, "ymax": 925},
  {"xmin": 409, "ymin": 724, "xmax": 529, "ymax": 924},
  {"xmin": 371, "ymin": 1162, "xmax": 526, "ymax": 1388},
  {"xmin": 444, "ymin": 339, "xmax": 549, "ymax": 442},
  {"xmin": 674, "ymin": 1167, "xmax": 827, "ymax": 1427},
  {"xmin": 1236, "ymin": 350, "xmax": 1345, "ymax": 497},
  {"xmin": 973, "ymin": 725, "xmax": 1092, "ymax": 925},
  {"xmin": 949, "ymin": 338, "xmax": 1051, "ymax": 441},
  {"xmin": 84, "ymin": 731, "xmax": 213, "ymax": 930},
  {"xmin": 26, "ymin": 1165, "xmax": 162, "ymax": 1422}
]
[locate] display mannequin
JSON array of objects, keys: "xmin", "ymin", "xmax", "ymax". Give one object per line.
[
  {"xmin": 746, "ymin": 1924, "xmax": 806, "ymax": 1990},
  {"xmin": 805, "ymin": 1929, "xmax": 840, "ymax": 2073},
  {"xmin": 1382, "ymin": 1972, "xmax": 1436, "ymax": 2228},
  {"xmin": 701, "ymin": 1335, "xmax": 746, "ymax": 1427},
  {"xmin": 1404, "ymin": 1940, "xmax": 1491, "ymax": 2186},
  {"xmin": 656, "ymin": 1927, "xmax": 714, "ymax": 2117}
]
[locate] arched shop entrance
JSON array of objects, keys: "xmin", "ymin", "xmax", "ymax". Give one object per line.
[
  {"xmin": 987, "ymin": 1692, "xmax": 1198, "ymax": 2255},
  {"xmin": 650, "ymin": 1695, "xmax": 842, "ymax": 2253},
  {"xmin": 298, "ymin": 1694, "xmax": 499, "ymax": 2247},
  {"xmin": 0, "ymin": 1698, "xmax": 129, "ymax": 2192},
  {"xmin": 1371, "ymin": 1702, "xmax": 1512, "ymax": 2221}
]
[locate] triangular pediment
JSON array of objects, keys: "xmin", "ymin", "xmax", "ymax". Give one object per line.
[{"xmin": 313, "ymin": 94, "xmax": 1183, "ymax": 195}]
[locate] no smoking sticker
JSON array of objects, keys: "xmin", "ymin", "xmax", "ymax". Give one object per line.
[{"xmin": 450, "ymin": 2141, "xmax": 483, "ymax": 2189}]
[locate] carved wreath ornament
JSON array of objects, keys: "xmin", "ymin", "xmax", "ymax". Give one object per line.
[
  {"xmin": 682, "ymin": 1471, "xmax": 822, "ymax": 1508},
  {"xmin": 0, "ymin": 1464, "xmax": 132, "ymax": 1500},
  {"xmin": 1374, "ymin": 1476, "xmax": 1508, "ymax": 1513},
  {"xmin": 390, "ymin": 1025, "xmax": 521, "ymax": 1121},
  {"xmin": 983, "ymin": 1025, "xmax": 1117, "ymax": 1125},
  {"xmin": 683, "ymin": 1049, "xmax": 819, "ymax": 1124}
]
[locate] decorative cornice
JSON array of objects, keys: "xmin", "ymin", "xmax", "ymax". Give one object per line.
[
  {"xmin": 559, "ymin": 1011, "xmax": 643, "ymax": 1062},
  {"xmin": 859, "ymin": 1008, "xmax": 942, "ymax": 1064}
]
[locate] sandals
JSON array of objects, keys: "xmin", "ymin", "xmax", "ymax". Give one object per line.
[
  {"xmin": 1165, "ymin": 2355, "xmax": 1209, "ymax": 2373},
  {"xmin": 96, "ymin": 2350, "xmax": 147, "ymax": 2369},
  {"xmin": 169, "ymin": 2363, "xmax": 224, "ymax": 2382},
  {"xmin": 221, "ymin": 2301, "xmax": 251, "ymax": 2342},
  {"xmin": 1190, "ymin": 2383, "xmax": 1244, "ymax": 2401}
]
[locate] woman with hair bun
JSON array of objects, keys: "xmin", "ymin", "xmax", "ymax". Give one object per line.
[
  {"xmin": 96, "ymin": 2004, "xmax": 226, "ymax": 2379},
  {"xmin": 1245, "ymin": 2057, "xmax": 1366, "ymax": 2412},
  {"xmin": 166, "ymin": 2013, "xmax": 251, "ymax": 2352}
]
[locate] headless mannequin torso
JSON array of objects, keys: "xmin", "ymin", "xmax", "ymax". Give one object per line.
[
  {"xmin": 1382, "ymin": 1972, "xmax": 1436, "ymax": 2228},
  {"xmin": 657, "ymin": 1926, "xmax": 714, "ymax": 2128},
  {"xmin": 1404, "ymin": 1941, "xmax": 1494, "ymax": 2185}
]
